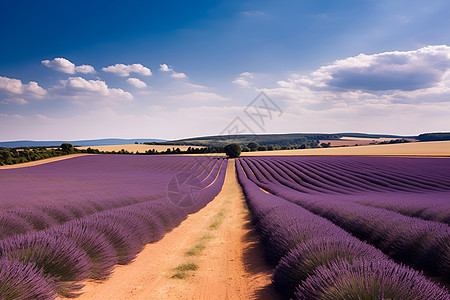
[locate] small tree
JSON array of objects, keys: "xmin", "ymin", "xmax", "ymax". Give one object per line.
[
  {"xmin": 60, "ymin": 143, "xmax": 74, "ymax": 154},
  {"xmin": 224, "ymin": 143, "xmax": 242, "ymax": 158},
  {"xmin": 247, "ymin": 141, "xmax": 259, "ymax": 151}
]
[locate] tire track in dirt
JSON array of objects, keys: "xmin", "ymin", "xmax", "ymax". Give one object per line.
[{"xmin": 71, "ymin": 159, "xmax": 279, "ymax": 300}]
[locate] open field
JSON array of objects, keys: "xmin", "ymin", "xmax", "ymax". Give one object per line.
[
  {"xmin": 237, "ymin": 156, "xmax": 450, "ymax": 299},
  {"xmin": 72, "ymin": 160, "xmax": 278, "ymax": 300},
  {"xmin": 319, "ymin": 136, "xmax": 405, "ymax": 147},
  {"xmin": 1, "ymin": 148, "xmax": 449, "ymax": 299},
  {"xmin": 76, "ymin": 144, "xmax": 195, "ymax": 153},
  {"xmin": 241, "ymin": 140, "xmax": 450, "ymax": 157},
  {"xmin": 0, "ymin": 155, "xmax": 227, "ymax": 298}
]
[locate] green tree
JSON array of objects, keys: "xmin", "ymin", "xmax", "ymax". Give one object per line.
[
  {"xmin": 224, "ymin": 143, "xmax": 242, "ymax": 158},
  {"xmin": 247, "ymin": 142, "xmax": 259, "ymax": 151},
  {"xmin": 60, "ymin": 143, "xmax": 75, "ymax": 154}
]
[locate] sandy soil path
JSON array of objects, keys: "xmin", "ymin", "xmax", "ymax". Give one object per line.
[
  {"xmin": 0, "ymin": 154, "xmax": 92, "ymax": 169},
  {"xmin": 72, "ymin": 160, "xmax": 279, "ymax": 300}
]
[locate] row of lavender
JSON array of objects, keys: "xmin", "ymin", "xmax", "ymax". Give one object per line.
[
  {"xmin": 0, "ymin": 156, "xmax": 227, "ymax": 299},
  {"xmin": 236, "ymin": 160, "xmax": 449, "ymax": 299},
  {"xmin": 247, "ymin": 156, "xmax": 450, "ymax": 223},
  {"xmin": 0, "ymin": 155, "xmax": 222, "ymax": 239},
  {"xmin": 240, "ymin": 156, "xmax": 450, "ymax": 281}
]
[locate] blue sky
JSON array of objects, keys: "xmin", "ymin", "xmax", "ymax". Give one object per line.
[{"xmin": 1, "ymin": 0, "xmax": 450, "ymax": 140}]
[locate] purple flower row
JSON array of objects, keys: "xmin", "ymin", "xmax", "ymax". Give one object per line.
[
  {"xmin": 0, "ymin": 156, "xmax": 227, "ymax": 299},
  {"xmin": 241, "ymin": 157, "xmax": 450, "ymax": 280},
  {"xmin": 256, "ymin": 156, "xmax": 450, "ymax": 223},
  {"xmin": 236, "ymin": 159, "xmax": 449, "ymax": 299},
  {"xmin": 0, "ymin": 155, "xmax": 224, "ymax": 240}
]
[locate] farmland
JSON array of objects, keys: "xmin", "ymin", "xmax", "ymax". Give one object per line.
[
  {"xmin": 237, "ymin": 156, "xmax": 450, "ymax": 299},
  {"xmin": 0, "ymin": 151, "xmax": 449, "ymax": 299},
  {"xmin": 241, "ymin": 140, "xmax": 450, "ymax": 157},
  {"xmin": 0, "ymin": 155, "xmax": 227, "ymax": 299}
]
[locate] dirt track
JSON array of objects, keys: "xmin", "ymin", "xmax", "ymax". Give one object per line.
[
  {"xmin": 0, "ymin": 154, "xmax": 92, "ymax": 169},
  {"xmin": 72, "ymin": 160, "xmax": 278, "ymax": 300}
]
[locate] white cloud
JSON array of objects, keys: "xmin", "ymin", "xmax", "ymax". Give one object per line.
[
  {"xmin": 127, "ymin": 78, "xmax": 147, "ymax": 88},
  {"xmin": 170, "ymin": 72, "xmax": 187, "ymax": 79},
  {"xmin": 255, "ymin": 45, "xmax": 450, "ymax": 135},
  {"xmin": 183, "ymin": 82, "xmax": 207, "ymax": 89},
  {"xmin": 262, "ymin": 45, "xmax": 450, "ymax": 109},
  {"xmin": 309, "ymin": 45, "xmax": 450, "ymax": 92},
  {"xmin": 75, "ymin": 65, "xmax": 96, "ymax": 74},
  {"xmin": 51, "ymin": 77, "xmax": 132, "ymax": 101},
  {"xmin": 159, "ymin": 64, "xmax": 172, "ymax": 72},
  {"xmin": 42, "ymin": 58, "xmax": 95, "ymax": 74},
  {"xmin": 25, "ymin": 81, "xmax": 47, "ymax": 98},
  {"xmin": 233, "ymin": 71, "xmax": 254, "ymax": 86},
  {"xmin": 240, "ymin": 72, "xmax": 254, "ymax": 78},
  {"xmin": 102, "ymin": 63, "xmax": 152, "ymax": 77},
  {"xmin": 0, "ymin": 76, "xmax": 47, "ymax": 99},
  {"xmin": 160, "ymin": 63, "xmax": 188, "ymax": 79}
]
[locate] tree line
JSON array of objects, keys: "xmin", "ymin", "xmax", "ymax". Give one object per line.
[{"xmin": 1, "ymin": 140, "xmax": 333, "ymax": 166}]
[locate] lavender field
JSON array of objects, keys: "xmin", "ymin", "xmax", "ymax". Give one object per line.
[
  {"xmin": 237, "ymin": 157, "xmax": 450, "ymax": 299},
  {"xmin": 0, "ymin": 155, "xmax": 227, "ymax": 299}
]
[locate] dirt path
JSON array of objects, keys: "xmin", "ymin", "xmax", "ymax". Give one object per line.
[
  {"xmin": 0, "ymin": 154, "xmax": 92, "ymax": 169},
  {"xmin": 73, "ymin": 159, "xmax": 279, "ymax": 300}
]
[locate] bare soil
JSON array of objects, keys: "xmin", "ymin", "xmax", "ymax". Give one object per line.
[
  {"xmin": 0, "ymin": 154, "xmax": 92, "ymax": 169},
  {"xmin": 70, "ymin": 160, "xmax": 279, "ymax": 300}
]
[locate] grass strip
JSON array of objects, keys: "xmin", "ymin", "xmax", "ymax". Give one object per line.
[{"xmin": 209, "ymin": 208, "xmax": 226, "ymax": 230}]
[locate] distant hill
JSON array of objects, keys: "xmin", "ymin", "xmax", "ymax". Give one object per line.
[
  {"xmin": 417, "ymin": 132, "xmax": 450, "ymax": 141},
  {"xmin": 2, "ymin": 131, "xmax": 436, "ymax": 149},
  {"xmin": 156, "ymin": 133, "xmax": 410, "ymax": 147},
  {"xmin": 0, "ymin": 138, "xmax": 165, "ymax": 148},
  {"xmin": 159, "ymin": 133, "xmax": 342, "ymax": 147}
]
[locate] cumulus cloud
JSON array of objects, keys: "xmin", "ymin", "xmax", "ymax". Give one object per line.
[
  {"xmin": 0, "ymin": 76, "xmax": 47, "ymax": 99},
  {"xmin": 159, "ymin": 64, "xmax": 172, "ymax": 72},
  {"xmin": 126, "ymin": 78, "xmax": 147, "ymax": 88},
  {"xmin": 263, "ymin": 45, "xmax": 450, "ymax": 112},
  {"xmin": 255, "ymin": 45, "xmax": 450, "ymax": 135},
  {"xmin": 42, "ymin": 58, "xmax": 96, "ymax": 74},
  {"xmin": 159, "ymin": 63, "xmax": 188, "ymax": 79},
  {"xmin": 309, "ymin": 45, "xmax": 450, "ymax": 91},
  {"xmin": 233, "ymin": 72, "xmax": 254, "ymax": 86},
  {"xmin": 75, "ymin": 65, "xmax": 96, "ymax": 74},
  {"xmin": 102, "ymin": 63, "xmax": 152, "ymax": 77},
  {"xmin": 51, "ymin": 77, "xmax": 132, "ymax": 100},
  {"xmin": 170, "ymin": 72, "xmax": 187, "ymax": 79}
]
